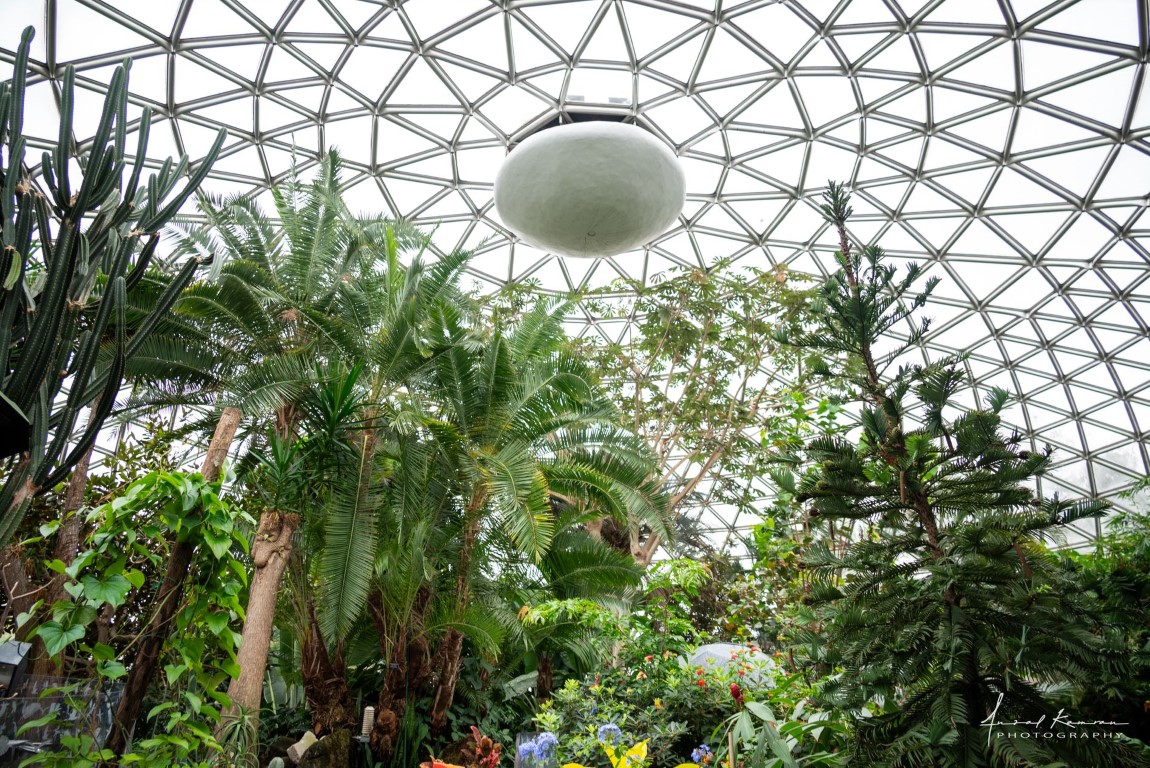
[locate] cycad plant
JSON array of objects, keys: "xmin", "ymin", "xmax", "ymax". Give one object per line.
[
  {"xmin": 0, "ymin": 26, "xmax": 222, "ymax": 543},
  {"xmin": 164, "ymin": 150, "xmax": 462, "ymax": 737},
  {"xmin": 781, "ymin": 182, "xmax": 1147, "ymax": 767},
  {"xmin": 157, "ymin": 153, "xmax": 473, "ymax": 748},
  {"xmin": 421, "ymin": 296, "xmax": 670, "ymax": 733}
]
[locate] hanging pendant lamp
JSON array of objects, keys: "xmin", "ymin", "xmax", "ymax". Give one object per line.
[{"xmin": 493, "ymin": 122, "xmax": 686, "ymax": 259}]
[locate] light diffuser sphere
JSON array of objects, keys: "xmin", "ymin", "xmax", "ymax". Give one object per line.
[{"xmin": 494, "ymin": 122, "xmax": 686, "ymax": 259}]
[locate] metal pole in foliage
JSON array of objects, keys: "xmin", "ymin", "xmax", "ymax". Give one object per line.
[{"xmin": 0, "ymin": 27, "xmax": 225, "ymax": 545}]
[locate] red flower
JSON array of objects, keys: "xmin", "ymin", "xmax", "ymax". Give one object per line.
[
  {"xmin": 730, "ymin": 683, "xmax": 744, "ymax": 704},
  {"xmin": 696, "ymin": 679, "xmax": 707, "ymax": 687},
  {"xmin": 696, "ymin": 668, "xmax": 704, "ymax": 676},
  {"xmin": 644, "ymin": 654, "xmax": 654, "ymax": 662}
]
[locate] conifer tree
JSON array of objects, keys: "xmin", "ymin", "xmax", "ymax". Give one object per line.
[{"xmin": 780, "ymin": 183, "xmax": 1148, "ymax": 767}]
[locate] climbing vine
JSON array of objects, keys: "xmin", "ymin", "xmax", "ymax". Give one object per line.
[{"xmin": 18, "ymin": 469, "xmax": 251, "ymax": 767}]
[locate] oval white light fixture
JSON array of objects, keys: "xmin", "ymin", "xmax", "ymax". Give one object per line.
[{"xmin": 493, "ymin": 122, "xmax": 685, "ymax": 259}]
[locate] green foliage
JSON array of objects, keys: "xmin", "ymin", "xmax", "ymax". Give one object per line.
[
  {"xmin": 19, "ymin": 470, "xmax": 250, "ymax": 767},
  {"xmin": 0, "ymin": 26, "xmax": 223, "ymax": 544},
  {"xmin": 563, "ymin": 260, "xmax": 829, "ymax": 562},
  {"xmin": 1058, "ymin": 479, "xmax": 1150, "ymax": 741},
  {"xmin": 537, "ymin": 647, "xmax": 848, "ymax": 768},
  {"xmin": 779, "ymin": 182, "xmax": 1150, "ymax": 767}
]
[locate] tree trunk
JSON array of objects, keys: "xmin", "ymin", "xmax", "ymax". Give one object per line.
[
  {"xmin": 106, "ymin": 538, "xmax": 195, "ymax": 755},
  {"xmin": 428, "ymin": 628, "xmax": 465, "ymax": 735},
  {"xmin": 428, "ymin": 491, "xmax": 484, "ymax": 734},
  {"xmin": 0, "ymin": 544, "xmax": 38, "ymax": 641},
  {"xmin": 536, "ymin": 652, "xmax": 554, "ymax": 701},
  {"xmin": 225, "ymin": 509, "xmax": 298, "ymax": 730},
  {"xmin": 30, "ymin": 441, "xmax": 96, "ymax": 676},
  {"xmin": 301, "ymin": 597, "xmax": 353, "ymax": 736},
  {"xmin": 369, "ymin": 588, "xmax": 431, "ymax": 763},
  {"xmin": 106, "ymin": 406, "xmax": 241, "ymax": 756}
]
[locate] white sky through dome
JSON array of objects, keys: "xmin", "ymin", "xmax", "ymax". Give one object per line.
[{"xmin": 1, "ymin": 0, "xmax": 1147, "ymax": 553}]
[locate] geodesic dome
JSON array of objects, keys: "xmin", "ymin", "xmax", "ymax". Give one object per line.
[{"xmin": 2, "ymin": 0, "xmax": 1147, "ymax": 551}]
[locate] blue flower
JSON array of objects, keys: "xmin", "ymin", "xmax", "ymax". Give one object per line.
[
  {"xmin": 691, "ymin": 745, "xmax": 713, "ymax": 764},
  {"xmin": 597, "ymin": 724, "xmax": 623, "ymax": 745},
  {"xmin": 519, "ymin": 732, "xmax": 558, "ymax": 766}
]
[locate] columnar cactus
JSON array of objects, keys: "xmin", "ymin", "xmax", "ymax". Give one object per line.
[{"xmin": 0, "ymin": 27, "xmax": 225, "ymax": 543}]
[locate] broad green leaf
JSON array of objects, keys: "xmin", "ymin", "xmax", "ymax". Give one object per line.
[
  {"xmin": 80, "ymin": 574, "xmax": 132, "ymax": 608},
  {"xmin": 34, "ymin": 621, "xmax": 86, "ymax": 656},
  {"xmin": 202, "ymin": 529, "xmax": 231, "ymax": 560},
  {"xmin": 204, "ymin": 612, "xmax": 229, "ymax": 636}
]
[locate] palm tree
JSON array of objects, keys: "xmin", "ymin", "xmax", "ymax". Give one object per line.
[
  {"xmin": 418, "ymin": 296, "xmax": 671, "ymax": 733},
  {"xmin": 112, "ymin": 149, "xmax": 453, "ymax": 743},
  {"xmin": 514, "ymin": 521, "xmax": 645, "ymax": 700}
]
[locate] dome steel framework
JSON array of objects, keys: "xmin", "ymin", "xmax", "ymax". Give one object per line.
[{"xmin": 2, "ymin": 0, "xmax": 1148, "ymax": 551}]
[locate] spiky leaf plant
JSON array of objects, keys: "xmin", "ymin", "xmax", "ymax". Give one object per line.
[
  {"xmin": 780, "ymin": 182, "xmax": 1148, "ymax": 767},
  {"xmin": 0, "ymin": 27, "xmax": 224, "ymax": 542}
]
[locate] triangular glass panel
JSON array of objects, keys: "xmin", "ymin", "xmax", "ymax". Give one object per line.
[
  {"xmin": 365, "ymin": 12, "xmax": 409, "ymax": 43},
  {"xmin": 743, "ymin": 142, "xmax": 806, "ymax": 185},
  {"xmin": 855, "ymin": 75, "xmax": 906, "ymax": 104},
  {"xmin": 1023, "ymin": 145, "xmax": 1110, "ymax": 197},
  {"xmin": 916, "ymin": 33, "xmax": 991, "ymax": 71},
  {"xmin": 733, "ymin": 83, "xmax": 804, "ymax": 129},
  {"xmin": 925, "ymin": 0, "xmax": 1005, "ymax": 24},
  {"xmin": 645, "ymin": 31, "xmax": 707, "ymax": 85},
  {"xmin": 1041, "ymin": 67, "xmax": 1137, "ymax": 130},
  {"xmin": 989, "ymin": 211, "xmax": 1070, "ymax": 252},
  {"xmin": 173, "ymin": 57, "xmax": 242, "ymax": 104},
  {"xmin": 438, "ymin": 14, "xmax": 509, "ymax": 73},
  {"xmin": 833, "ymin": 0, "xmax": 896, "ymax": 26},
  {"xmin": 797, "ymin": 40, "xmax": 842, "ymax": 69},
  {"xmin": 339, "ymin": 46, "xmax": 409, "ymax": 102},
  {"xmin": 804, "ymin": 143, "xmax": 861, "ymax": 191},
  {"xmin": 1038, "ymin": 0, "xmax": 1140, "ymax": 46},
  {"xmin": 324, "ymin": 115, "xmax": 375, "ymax": 162},
  {"xmin": 578, "ymin": 8, "xmax": 629, "ymax": 63},
  {"xmin": 794, "ymin": 75, "xmax": 857, "ymax": 127},
  {"xmin": 697, "ymin": 29, "xmax": 771, "ymax": 84},
  {"xmin": 862, "ymin": 36, "xmax": 920, "ymax": 74},
  {"xmin": 332, "ymin": 1, "xmax": 383, "ymax": 31},
  {"xmin": 266, "ymin": 46, "xmax": 319, "ymax": 83},
  {"xmin": 931, "ymin": 85, "xmax": 1000, "ymax": 124},
  {"xmin": 480, "ymin": 86, "xmax": 550, "ymax": 134},
  {"xmin": 510, "ymin": 18, "xmax": 564, "ymax": 73},
  {"xmin": 729, "ymin": 4, "xmax": 814, "ymax": 65},
  {"xmin": 404, "ymin": 0, "xmax": 489, "ymax": 41},
  {"xmin": 949, "ymin": 218, "xmax": 1019, "ymax": 258},
  {"xmin": 878, "ymin": 89, "xmax": 927, "ymax": 123},
  {"xmin": 389, "ymin": 57, "xmax": 460, "ymax": 107},
  {"xmin": 902, "ymin": 182, "xmax": 956, "ymax": 214},
  {"xmin": 181, "ymin": 0, "xmax": 257, "ymax": 37},
  {"xmin": 1096, "ymin": 145, "xmax": 1150, "ymax": 200},
  {"xmin": 260, "ymin": 97, "xmax": 311, "ymax": 133},
  {"xmin": 285, "ymin": 0, "xmax": 344, "ymax": 35},
  {"xmin": 947, "ymin": 107, "xmax": 1012, "ymax": 152},
  {"xmin": 833, "ymin": 32, "xmax": 891, "ymax": 65},
  {"xmin": 646, "ymin": 96, "xmax": 715, "ymax": 144},
  {"xmin": 1011, "ymin": 107, "xmax": 1097, "ymax": 154},
  {"xmin": 190, "ymin": 95, "xmax": 255, "ymax": 134},
  {"xmin": 437, "ymin": 61, "xmax": 504, "ymax": 103},
  {"xmin": 944, "ymin": 42, "xmax": 1015, "ymax": 91},
  {"xmin": 57, "ymin": 0, "xmax": 154, "ymax": 59},
  {"xmin": 521, "ymin": 1, "xmax": 601, "ymax": 56},
  {"xmin": 983, "ymin": 168, "xmax": 1063, "ymax": 208},
  {"xmin": 293, "ymin": 42, "xmax": 346, "ymax": 72},
  {"xmin": 1021, "ymin": 40, "xmax": 1117, "ymax": 92}
]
